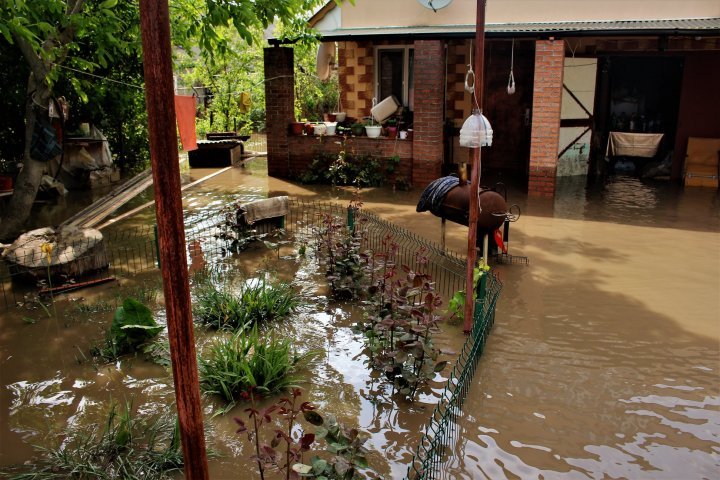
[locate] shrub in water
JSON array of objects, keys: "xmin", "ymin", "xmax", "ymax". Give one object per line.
[
  {"xmin": 199, "ymin": 326, "xmax": 313, "ymax": 411},
  {"xmin": 2, "ymin": 401, "xmax": 183, "ymax": 480},
  {"xmin": 101, "ymin": 297, "xmax": 162, "ymax": 359},
  {"xmin": 193, "ymin": 277, "xmax": 299, "ymax": 330}
]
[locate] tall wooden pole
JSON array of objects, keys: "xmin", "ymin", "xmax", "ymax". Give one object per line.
[
  {"xmin": 463, "ymin": 0, "xmax": 487, "ymax": 334},
  {"xmin": 138, "ymin": 1, "xmax": 209, "ymax": 478}
]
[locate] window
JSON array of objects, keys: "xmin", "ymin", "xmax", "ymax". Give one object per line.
[{"xmin": 375, "ymin": 46, "xmax": 414, "ymax": 110}]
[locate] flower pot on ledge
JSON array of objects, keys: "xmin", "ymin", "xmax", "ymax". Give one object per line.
[
  {"xmin": 0, "ymin": 174, "xmax": 13, "ymax": 192},
  {"xmin": 365, "ymin": 125, "xmax": 382, "ymax": 138},
  {"xmin": 290, "ymin": 122, "xmax": 305, "ymax": 136}
]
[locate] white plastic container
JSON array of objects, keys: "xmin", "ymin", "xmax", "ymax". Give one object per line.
[
  {"xmin": 313, "ymin": 123, "xmax": 327, "ymax": 136},
  {"xmin": 324, "ymin": 122, "xmax": 337, "ymax": 135},
  {"xmin": 365, "ymin": 125, "xmax": 382, "ymax": 138},
  {"xmin": 371, "ymin": 96, "xmax": 400, "ymax": 123}
]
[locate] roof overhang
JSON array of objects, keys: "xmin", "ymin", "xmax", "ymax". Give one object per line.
[{"xmin": 309, "ymin": 18, "xmax": 720, "ymax": 41}]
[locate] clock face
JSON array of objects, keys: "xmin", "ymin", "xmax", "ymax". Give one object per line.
[{"xmin": 417, "ymin": 0, "xmax": 453, "ymax": 11}]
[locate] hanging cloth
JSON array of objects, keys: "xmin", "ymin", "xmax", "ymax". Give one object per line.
[
  {"xmin": 174, "ymin": 95, "xmax": 198, "ymax": 151},
  {"xmin": 239, "ymin": 92, "xmax": 252, "ymax": 114}
]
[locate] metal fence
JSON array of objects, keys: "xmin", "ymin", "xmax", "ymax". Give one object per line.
[
  {"xmin": 0, "ymin": 198, "xmax": 501, "ymax": 479},
  {"xmin": 405, "ymin": 272, "xmax": 502, "ymax": 479},
  {"xmin": 243, "ymin": 132, "xmax": 267, "ymax": 155},
  {"xmin": 1, "ymin": 200, "xmax": 466, "ymax": 309}
]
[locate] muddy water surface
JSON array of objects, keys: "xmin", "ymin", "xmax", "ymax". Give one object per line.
[{"xmin": 1, "ymin": 160, "xmax": 719, "ymax": 479}]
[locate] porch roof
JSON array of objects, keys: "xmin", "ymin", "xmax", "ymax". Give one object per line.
[{"xmin": 309, "ymin": 17, "xmax": 720, "ymax": 41}]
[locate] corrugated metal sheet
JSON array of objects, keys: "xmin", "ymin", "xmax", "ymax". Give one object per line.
[{"xmin": 315, "ymin": 17, "xmax": 720, "ymax": 39}]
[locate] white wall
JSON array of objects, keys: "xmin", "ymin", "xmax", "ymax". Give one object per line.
[{"xmin": 337, "ymin": 0, "xmax": 720, "ymax": 29}]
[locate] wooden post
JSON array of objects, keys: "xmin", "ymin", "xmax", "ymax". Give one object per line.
[
  {"xmin": 138, "ymin": 1, "xmax": 209, "ymax": 478},
  {"xmin": 463, "ymin": 0, "xmax": 487, "ymax": 334}
]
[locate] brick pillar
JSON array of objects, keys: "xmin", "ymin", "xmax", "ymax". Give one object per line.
[
  {"xmin": 528, "ymin": 39, "xmax": 565, "ymax": 197},
  {"xmin": 412, "ymin": 40, "xmax": 445, "ymax": 187},
  {"xmin": 264, "ymin": 46, "xmax": 294, "ymax": 178}
]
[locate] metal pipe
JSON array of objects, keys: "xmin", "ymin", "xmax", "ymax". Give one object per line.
[
  {"xmin": 138, "ymin": 1, "xmax": 209, "ymax": 478},
  {"xmin": 463, "ymin": 0, "xmax": 487, "ymax": 334}
]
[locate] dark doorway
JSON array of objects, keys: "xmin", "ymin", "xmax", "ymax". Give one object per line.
[{"xmin": 591, "ymin": 56, "xmax": 684, "ymax": 178}]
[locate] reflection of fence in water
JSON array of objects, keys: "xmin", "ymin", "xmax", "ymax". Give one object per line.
[{"xmin": 0, "ymin": 198, "xmax": 501, "ymax": 479}]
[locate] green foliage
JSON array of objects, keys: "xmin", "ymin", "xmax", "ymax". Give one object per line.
[
  {"xmin": 301, "ymin": 150, "xmax": 399, "ymax": 188},
  {"xmin": 175, "ymin": 25, "xmax": 267, "ymax": 137},
  {"xmin": 447, "ymin": 262, "xmax": 491, "ymax": 322},
  {"xmin": 199, "ymin": 327, "xmax": 312, "ymax": 409},
  {"xmin": 104, "ymin": 297, "xmax": 162, "ymax": 358},
  {"xmin": 2, "ymin": 401, "xmax": 183, "ymax": 480},
  {"xmin": 234, "ymin": 388, "xmax": 376, "ymax": 480},
  {"xmin": 193, "ymin": 275, "xmax": 299, "ymax": 330},
  {"xmin": 313, "ymin": 207, "xmax": 368, "ymax": 301}
]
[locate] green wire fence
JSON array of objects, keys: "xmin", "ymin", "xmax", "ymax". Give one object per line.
[{"xmin": 405, "ymin": 271, "xmax": 502, "ymax": 479}]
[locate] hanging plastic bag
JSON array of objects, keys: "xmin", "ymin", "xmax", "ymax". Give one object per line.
[{"xmin": 30, "ymin": 112, "xmax": 62, "ymax": 162}]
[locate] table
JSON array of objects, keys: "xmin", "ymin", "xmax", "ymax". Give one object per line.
[{"xmin": 607, "ymin": 132, "xmax": 664, "ymax": 158}]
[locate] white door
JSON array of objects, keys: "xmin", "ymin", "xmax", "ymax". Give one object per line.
[{"xmin": 557, "ymin": 58, "xmax": 597, "ymax": 176}]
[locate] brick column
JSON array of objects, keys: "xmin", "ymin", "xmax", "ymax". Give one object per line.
[
  {"xmin": 412, "ymin": 40, "xmax": 445, "ymax": 187},
  {"xmin": 528, "ymin": 39, "xmax": 565, "ymax": 197},
  {"xmin": 264, "ymin": 46, "xmax": 294, "ymax": 178}
]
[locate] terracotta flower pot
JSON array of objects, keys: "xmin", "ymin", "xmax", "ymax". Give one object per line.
[
  {"xmin": 386, "ymin": 126, "xmax": 398, "ymax": 139},
  {"xmin": 304, "ymin": 123, "xmax": 315, "ymax": 135},
  {"xmin": 0, "ymin": 174, "xmax": 13, "ymax": 192},
  {"xmin": 290, "ymin": 122, "xmax": 305, "ymax": 136}
]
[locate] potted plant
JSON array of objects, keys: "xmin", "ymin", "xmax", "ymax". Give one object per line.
[
  {"xmin": 385, "ymin": 118, "xmax": 398, "ymax": 139},
  {"xmin": 0, "ymin": 158, "xmax": 18, "ymax": 192},
  {"xmin": 351, "ymin": 122, "xmax": 365, "ymax": 137},
  {"xmin": 289, "ymin": 121, "xmax": 305, "ymax": 136},
  {"xmin": 365, "ymin": 118, "xmax": 381, "ymax": 139}
]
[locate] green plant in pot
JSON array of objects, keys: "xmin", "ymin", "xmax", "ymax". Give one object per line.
[
  {"xmin": 384, "ymin": 118, "xmax": 398, "ymax": 139},
  {"xmin": 350, "ymin": 122, "xmax": 365, "ymax": 137}
]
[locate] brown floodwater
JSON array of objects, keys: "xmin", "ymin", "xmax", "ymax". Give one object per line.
[{"xmin": 1, "ymin": 159, "xmax": 718, "ymax": 479}]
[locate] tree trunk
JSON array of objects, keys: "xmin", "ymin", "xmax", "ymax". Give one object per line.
[{"xmin": 0, "ymin": 75, "xmax": 54, "ymax": 241}]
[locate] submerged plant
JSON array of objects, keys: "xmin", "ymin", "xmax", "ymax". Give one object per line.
[
  {"xmin": 199, "ymin": 326, "xmax": 313, "ymax": 411},
  {"xmin": 193, "ymin": 276, "xmax": 299, "ymax": 330},
  {"xmin": 356, "ymin": 245, "xmax": 447, "ymax": 398},
  {"xmin": 2, "ymin": 401, "xmax": 183, "ymax": 480},
  {"xmin": 313, "ymin": 197, "xmax": 368, "ymax": 301},
  {"xmin": 94, "ymin": 297, "xmax": 163, "ymax": 361},
  {"xmin": 234, "ymin": 388, "xmax": 376, "ymax": 480}
]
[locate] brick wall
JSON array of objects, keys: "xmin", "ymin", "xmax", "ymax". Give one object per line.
[
  {"xmin": 264, "ymin": 47, "xmax": 295, "ymax": 177},
  {"xmin": 412, "ymin": 40, "xmax": 445, "ymax": 187},
  {"xmin": 446, "ymin": 39, "xmax": 472, "ymax": 127},
  {"xmin": 528, "ymin": 39, "xmax": 565, "ymax": 197},
  {"xmin": 287, "ymin": 135, "xmax": 413, "ymax": 184},
  {"xmin": 338, "ymin": 41, "xmax": 374, "ymax": 119}
]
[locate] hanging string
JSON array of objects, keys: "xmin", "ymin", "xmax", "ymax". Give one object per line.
[
  {"xmin": 52, "ymin": 63, "xmax": 145, "ymax": 90},
  {"xmin": 52, "ymin": 61, "xmax": 308, "ymax": 99},
  {"xmin": 507, "ymin": 39, "xmax": 516, "ymax": 95},
  {"xmin": 464, "ymin": 39, "xmax": 475, "ymax": 94}
]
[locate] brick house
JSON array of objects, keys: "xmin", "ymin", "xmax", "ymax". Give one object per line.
[{"xmin": 264, "ymin": 0, "xmax": 720, "ymax": 196}]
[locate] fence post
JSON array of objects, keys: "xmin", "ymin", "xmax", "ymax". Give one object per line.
[
  {"xmin": 153, "ymin": 224, "xmax": 161, "ymax": 268},
  {"xmin": 347, "ymin": 206, "xmax": 355, "ymax": 232}
]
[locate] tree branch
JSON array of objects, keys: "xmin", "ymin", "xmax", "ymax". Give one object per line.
[{"xmin": 12, "ymin": 33, "xmax": 48, "ymax": 82}]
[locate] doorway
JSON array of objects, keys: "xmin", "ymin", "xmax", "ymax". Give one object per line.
[{"xmin": 591, "ymin": 56, "xmax": 684, "ymax": 177}]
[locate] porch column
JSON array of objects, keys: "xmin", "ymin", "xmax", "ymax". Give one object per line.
[
  {"xmin": 529, "ymin": 39, "xmax": 565, "ymax": 196},
  {"xmin": 264, "ymin": 46, "xmax": 294, "ymax": 177},
  {"xmin": 412, "ymin": 40, "xmax": 445, "ymax": 187}
]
